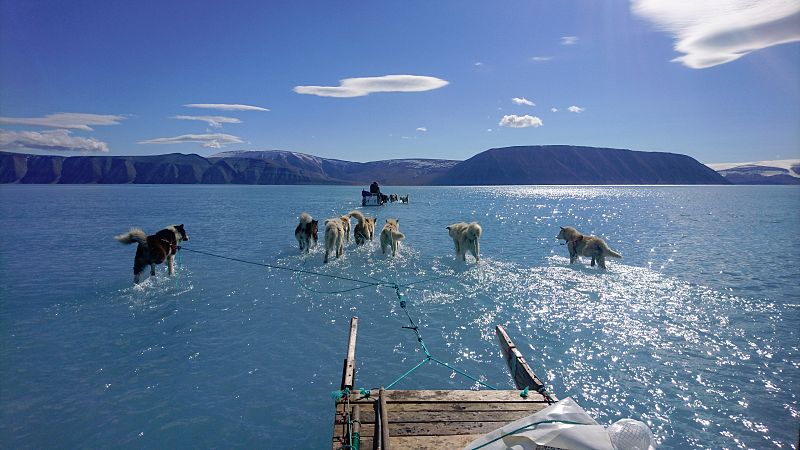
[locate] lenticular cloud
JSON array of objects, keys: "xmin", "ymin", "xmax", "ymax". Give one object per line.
[
  {"xmin": 293, "ymin": 75, "xmax": 449, "ymax": 98},
  {"xmin": 632, "ymin": 0, "xmax": 800, "ymax": 69}
]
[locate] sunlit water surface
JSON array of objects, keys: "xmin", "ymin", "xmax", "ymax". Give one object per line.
[{"xmin": 0, "ymin": 185, "xmax": 797, "ymax": 449}]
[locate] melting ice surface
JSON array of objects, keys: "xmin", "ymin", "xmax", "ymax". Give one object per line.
[{"xmin": 0, "ymin": 184, "xmax": 797, "ymax": 449}]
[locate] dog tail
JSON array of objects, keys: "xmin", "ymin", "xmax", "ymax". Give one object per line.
[
  {"xmin": 299, "ymin": 212, "xmax": 313, "ymax": 224},
  {"xmin": 392, "ymin": 230, "xmax": 406, "ymax": 241},
  {"xmin": 115, "ymin": 228, "xmax": 147, "ymax": 245},
  {"xmin": 600, "ymin": 241, "xmax": 622, "ymax": 259},
  {"xmin": 348, "ymin": 210, "xmax": 365, "ymax": 225},
  {"xmin": 466, "ymin": 222, "xmax": 482, "ymax": 239}
]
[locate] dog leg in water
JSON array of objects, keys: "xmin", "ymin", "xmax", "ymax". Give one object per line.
[
  {"xmin": 150, "ymin": 263, "xmax": 156, "ymax": 277},
  {"xmin": 591, "ymin": 256, "xmax": 596, "ymax": 267},
  {"xmin": 168, "ymin": 255, "xmax": 175, "ymax": 276}
]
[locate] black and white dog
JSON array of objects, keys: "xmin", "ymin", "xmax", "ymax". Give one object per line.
[
  {"xmin": 115, "ymin": 224, "xmax": 189, "ymax": 284},
  {"xmin": 295, "ymin": 212, "xmax": 319, "ymax": 253}
]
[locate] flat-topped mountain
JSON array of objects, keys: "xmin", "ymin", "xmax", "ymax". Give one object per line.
[
  {"xmin": 0, "ymin": 146, "xmax": 730, "ymax": 185},
  {"xmin": 433, "ymin": 145, "xmax": 727, "ymax": 185}
]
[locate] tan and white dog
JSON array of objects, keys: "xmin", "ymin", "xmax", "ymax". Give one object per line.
[
  {"xmin": 349, "ymin": 210, "xmax": 377, "ymax": 245},
  {"xmin": 380, "ymin": 218, "xmax": 405, "ymax": 256},
  {"xmin": 340, "ymin": 214, "xmax": 351, "ymax": 244},
  {"xmin": 323, "ymin": 218, "xmax": 345, "ymax": 263},
  {"xmin": 446, "ymin": 222, "xmax": 482, "ymax": 262},
  {"xmin": 556, "ymin": 226, "xmax": 622, "ymax": 269}
]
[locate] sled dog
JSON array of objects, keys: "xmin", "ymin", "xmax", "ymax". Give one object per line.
[
  {"xmin": 556, "ymin": 226, "xmax": 622, "ymax": 269},
  {"xmin": 349, "ymin": 210, "xmax": 377, "ymax": 245},
  {"xmin": 324, "ymin": 219, "xmax": 345, "ymax": 263},
  {"xmin": 115, "ymin": 224, "xmax": 189, "ymax": 284},
  {"xmin": 380, "ymin": 218, "xmax": 405, "ymax": 257},
  {"xmin": 446, "ymin": 222, "xmax": 482, "ymax": 262},
  {"xmin": 295, "ymin": 212, "xmax": 319, "ymax": 253}
]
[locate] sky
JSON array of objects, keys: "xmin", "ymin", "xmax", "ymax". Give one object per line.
[{"xmin": 0, "ymin": 0, "xmax": 798, "ymax": 164}]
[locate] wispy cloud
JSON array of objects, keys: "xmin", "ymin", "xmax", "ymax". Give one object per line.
[
  {"xmin": 0, "ymin": 129, "xmax": 109, "ymax": 152},
  {"xmin": 631, "ymin": 0, "xmax": 800, "ymax": 69},
  {"xmin": 567, "ymin": 105, "xmax": 585, "ymax": 113},
  {"xmin": 561, "ymin": 36, "xmax": 579, "ymax": 45},
  {"xmin": 416, "ymin": 127, "xmax": 427, "ymax": 132},
  {"xmin": 139, "ymin": 133, "xmax": 244, "ymax": 149},
  {"xmin": 499, "ymin": 115, "xmax": 543, "ymax": 128},
  {"xmin": 474, "ymin": 62, "xmax": 484, "ymax": 66},
  {"xmin": 0, "ymin": 113, "xmax": 124, "ymax": 131},
  {"xmin": 293, "ymin": 75, "xmax": 449, "ymax": 98},
  {"xmin": 531, "ymin": 56, "xmax": 553, "ymax": 62},
  {"xmin": 551, "ymin": 107, "xmax": 559, "ymax": 112},
  {"xmin": 512, "ymin": 97, "xmax": 536, "ymax": 106},
  {"xmin": 171, "ymin": 115, "xmax": 242, "ymax": 128},
  {"xmin": 184, "ymin": 103, "xmax": 270, "ymax": 112}
]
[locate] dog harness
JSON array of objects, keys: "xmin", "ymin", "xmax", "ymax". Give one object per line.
[{"xmin": 161, "ymin": 238, "xmax": 180, "ymax": 254}]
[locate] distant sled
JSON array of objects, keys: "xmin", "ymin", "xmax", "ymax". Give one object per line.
[{"xmin": 361, "ymin": 190, "xmax": 384, "ymax": 206}]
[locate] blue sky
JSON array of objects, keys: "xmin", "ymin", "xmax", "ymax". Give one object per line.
[{"xmin": 0, "ymin": 0, "xmax": 798, "ymax": 163}]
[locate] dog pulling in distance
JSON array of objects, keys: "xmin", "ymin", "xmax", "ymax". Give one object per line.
[
  {"xmin": 556, "ymin": 226, "xmax": 622, "ymax": 269},
  {"xmin": 380, "ymin": 218, "xmax": 405, "ymax": 257},
  {"xmin": 115, "ymin": 224, "xmax": 189, "ymax": 284},
  {"xmin": 295, "ymin": 212, "xmax": 319, "ymax": 253},
  {"xmin": 447, "ymin": 222, "xmax": 482, "ymax": 262}
]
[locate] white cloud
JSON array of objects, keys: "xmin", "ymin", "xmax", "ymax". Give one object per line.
[
  {"xmin": 631, "ymin": 0, "xmax": 800, "ymax": 69},
  {"xmin": 498, "ymin": 115, "xmax": 543, "ymax": 128},
  {"xmin": 0, "ymin": 129, "xmax": 109, "ymax": 152},
  {"xmin": 474, "ymin": 62, "xmax": 484, "ymax": 66},
  {"xmin": 512, "ymin": 97, "xmax": 536, "ymax": 106},
  {"xmin": 171, "ymin": 115, "xmax": 242, "ymax": 128},
  {"xmin": 561, "ymin": 36, "xmax": 579, "ymax": 45},
  {"xmin": 184, "ymin": 103, "xmax": 270, "ymax": 112},
  {"xmin": 551, "ymin": 107, "xmax": 559, "ymax": 112},
  {"xmin": 139, "ymin": 133, "xmax": 244, "ymax": 149},
  {"xmin": 416, "ymin": 127, "xmax": 427, "ymax": 132},
  {"xmin": 293, "ymin": 75, "xmax": 449, "ymax": 98},
  {"xmin": 531, "ymin": 56, "xmax": 553, "ymax": 62},
  {"xmin": 568, "ymin": 105, "xmax": 585, "ymax": 113},
  {"xmin": 0, "ymin": 113, "xmax": 124, "ymax": 131}
]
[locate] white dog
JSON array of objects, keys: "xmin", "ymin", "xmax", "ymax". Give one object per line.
[
  {"xmin": 323, "ymin": 218, "xmax": 345, "ymax": 263},
  {"xmin": 446, "ymin": 222, "xmax": 482, "ymax": 262},
  {"xmin": 380, "ymin": 218, "xmax": 405, "ymax": 257}
]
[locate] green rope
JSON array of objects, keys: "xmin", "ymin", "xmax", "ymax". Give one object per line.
[
  {"xmin": 469, "ymin": 419, "xmax": 590, "ymax": 450},
  {"xmin": 383, "ymin": 284, "xmax": 498, "ymax": 391}
]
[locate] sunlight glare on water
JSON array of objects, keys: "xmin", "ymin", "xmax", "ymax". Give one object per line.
[{"xmin": 0, "ymin": 184, "xmax": 797, "ymax": 449}]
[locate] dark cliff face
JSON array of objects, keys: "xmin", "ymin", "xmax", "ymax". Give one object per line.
[
  {"xmin": 431, "ymin": 146, "xmax": 729, "ymax": 185},
  {"xmin": 0, "ymin": 146, "xmax": 731, "ymax": 185}
]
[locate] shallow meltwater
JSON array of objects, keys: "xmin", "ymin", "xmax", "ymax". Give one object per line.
[{"xmin": 0, "ymin": 185, "xmax": 797, "ymax": 449}]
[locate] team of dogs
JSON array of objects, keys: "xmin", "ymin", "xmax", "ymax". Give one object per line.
[{"xmin": 115, "ymin": 221, "xmax": 622, "ymax": 284}]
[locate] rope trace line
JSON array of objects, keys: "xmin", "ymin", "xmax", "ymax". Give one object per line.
[
  {"xmin": 180, "ymin": 246, "xmax": 498, "ymax": 391},
  {"xmin": 384, "ymin": 284, "xmax": 498, "ymax": 391},
  {"xmin": 180, "ymin": 247, "xmax": 388, "ymax": 290}
]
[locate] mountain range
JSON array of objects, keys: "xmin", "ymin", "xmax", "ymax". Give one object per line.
[
  {"xmin": 0, "ymin": 145, "xmax": 736, "ymax": 185},
  {"xmin": 706, "ymin": 159, "xmax": 800, "ymax": 185}
]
